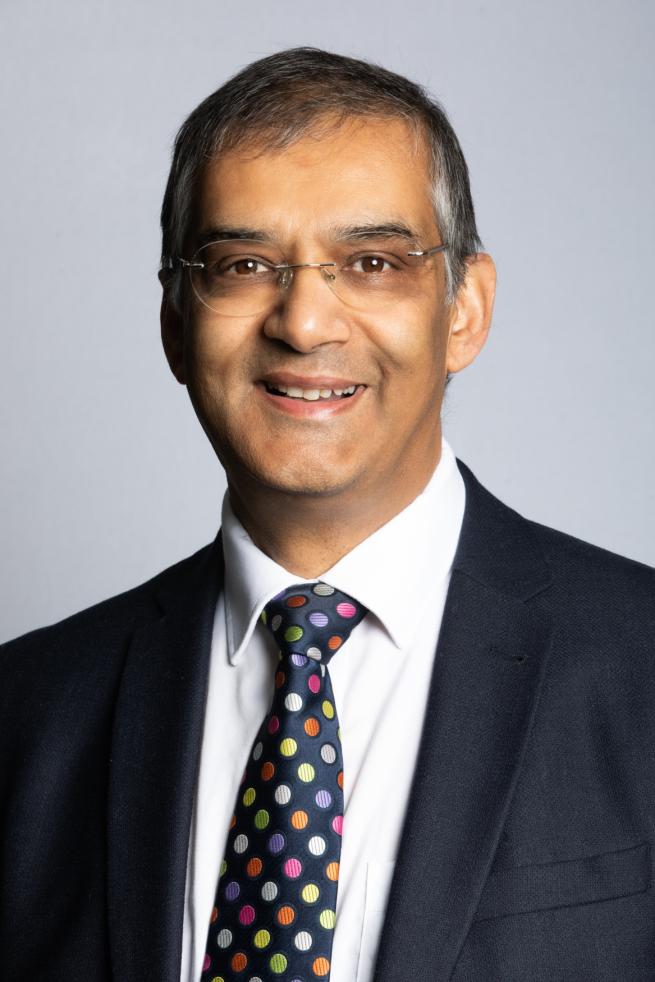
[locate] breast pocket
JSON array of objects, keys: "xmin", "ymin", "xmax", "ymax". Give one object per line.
[
  {"xmin": 474, "ymin": 841, "xmax": 650, "ymax": 921},
  {"xmin": 356, "ymin": 861, "xmax": 396, "ymax": 982}
]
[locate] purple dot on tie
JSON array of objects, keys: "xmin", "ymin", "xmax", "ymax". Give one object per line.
[
  {"xmin": 315, "ymin": 789, "xmax": 332, "ymax": 809},
  {"xmin": 268, "ymin": 832, "xmax": 286, "ymax": 854},
  {"xmin": 224, "ymin": 881, "xmax": 240, "ymax": 901},
  {"xmin": 291, "ymin": 653, "xmax": 308, "ymax": 667},
  {"xmin": 309, "ymin": 611, "xmax": 329, "ymax": 627}
]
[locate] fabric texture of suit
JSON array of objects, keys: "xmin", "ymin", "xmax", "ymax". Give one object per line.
[{"xmin": 2, "ymin": 460, "xmax": 654, "ymax": 982}]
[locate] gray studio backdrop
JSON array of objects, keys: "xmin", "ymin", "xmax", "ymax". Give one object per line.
[{"xmin": 1, "ymin": 0, "xmax": 653, "ymax": 642}]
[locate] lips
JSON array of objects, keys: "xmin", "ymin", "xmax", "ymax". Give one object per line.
[
  {"xmin": 256, "ymin": 379, "xmax": 367, "ymax": 417},
  {"xmin": 264, "ymin": 382, "xmax": 358, "ymax": 402},
  {"xmin": 259, "ymin": 374, "xmax": 366, "ymax": 404}
]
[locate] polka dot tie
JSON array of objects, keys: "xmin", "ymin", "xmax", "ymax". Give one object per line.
[{"xmin": 201, "ymin": 582, "xmax": 368, "ymax": 982}]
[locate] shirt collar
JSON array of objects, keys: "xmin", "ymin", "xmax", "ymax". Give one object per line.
[{"xmin": 221, "ymin": 439, "xmax": 465, "ymax": 663}]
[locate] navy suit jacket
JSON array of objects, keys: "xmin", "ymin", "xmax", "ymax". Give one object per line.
[{"xmin": 2, "ymin": 461, "xmax": 655, "ymax": 981}]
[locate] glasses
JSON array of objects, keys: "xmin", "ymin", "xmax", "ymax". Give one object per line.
[{"xmin": 177, "ymin": 238, "xmax": 447, "ymax": 316}]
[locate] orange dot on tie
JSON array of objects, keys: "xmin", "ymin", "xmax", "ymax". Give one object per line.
[
  {"xmin": 231, "ymin": 951, "xmax": 248, "ymax": 972},
  {"xmin": 276, "ymin": 904, "xmax": 296, "ymax": 926},
  {"xmin": 325, "ymin": 862, "xmax": 339, "ymax": 881},
  {"xmin": 312, "ymin": 956, "xmax": 331, "ymax": 976},
  {"xmin": 286, "ymin": 595, "xmax": 307, "ymax": 607},
  {"xmin": 304, "ymin": 717, "xmax": 321, "ymax": 737},
  {"xmin": 327, "ymin": 635, "xmax": 342, "ymax": 651},
  {"xmin": 246, "ymin": 857, "xmax": 263, "ymax": 877},
  {"xmin": 291, "ymin": 809, "xmax": 309, "ymax": 830},
  {"xmin": 275, "ymin": 670, "xmax": 286, "ymax": 688},
  {"xmin": 230, "ymin": 814, "xmax": 237, "ymax": 829},
  {"xmin": 261, "ymin": 761, "xmax": 275, "ymax": 781},
  {"xmin": 337, "ymin": 771, "xmax": 344, "ymax": 789},
  {"xmin": 211, "ymin": 906, "xmax": 218, "ymax": 923}
]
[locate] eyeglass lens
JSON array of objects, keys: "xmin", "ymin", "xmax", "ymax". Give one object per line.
[{"xmin": 187, "ymin": 239, "xmax": 442, "ymax": 316}]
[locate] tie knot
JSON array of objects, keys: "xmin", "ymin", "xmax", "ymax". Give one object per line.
[{"xmin": 261, "ymin": 582, "xmax": 367, "ymax": 667}]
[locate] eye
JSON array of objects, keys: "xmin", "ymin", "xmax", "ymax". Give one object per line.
[
  {"xmin": 349, "ymin": 254, "xmax": 397, "ymax": 274},
  {"xmin": 223, "ymin": 257, "xmax": 271, "ymax": 276}
]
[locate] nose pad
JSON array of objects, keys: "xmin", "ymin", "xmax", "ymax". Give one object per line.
[{"xmin": 278, "ymin": 268, "xmax": 293, "ymax": 291}]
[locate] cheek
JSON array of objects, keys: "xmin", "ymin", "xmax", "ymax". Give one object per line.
[
  {"xmin": 371, "ymin": 305, "xmax": 448, "ymax": 392},
  {"xmin": 185, "ymin": 318, "xmax": 248, "ymax": 403}
]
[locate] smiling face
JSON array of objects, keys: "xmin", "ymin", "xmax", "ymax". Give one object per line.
[{"xmin": 162, "ymin": 116, "xmax": 492, "ymax": 517}]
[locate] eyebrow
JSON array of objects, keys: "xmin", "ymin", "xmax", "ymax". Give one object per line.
[
  {"xmin": 194, "ymin": 220, "xmax": 424, "ymax": 251},
  {"xmin": 328, "ymin": 221, "xmax": 422, "ymax": 243}
]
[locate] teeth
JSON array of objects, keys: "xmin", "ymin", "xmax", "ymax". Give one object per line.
[{"xmin": 267, "ymin": 383, "xmax": 358, "ymax": 401}]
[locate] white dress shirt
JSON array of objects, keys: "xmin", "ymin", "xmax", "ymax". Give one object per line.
[{"xmin": 180, "ymin": 439, "xmax": 465, "ymax": 982}]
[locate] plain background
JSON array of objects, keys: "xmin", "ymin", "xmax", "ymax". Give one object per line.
[{"xmin": 1, "ymin": 0, "xmax": 653, "ymax": 643}]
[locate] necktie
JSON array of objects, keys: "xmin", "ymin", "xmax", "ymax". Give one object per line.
[{"xmin": 201, "ymin": 581, "xmax": 367, "ymax": 982}]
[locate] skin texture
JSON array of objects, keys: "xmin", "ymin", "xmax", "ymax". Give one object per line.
[{"xmin": 161, "ymin": 116, "xmax": 496, "ymax": 577}]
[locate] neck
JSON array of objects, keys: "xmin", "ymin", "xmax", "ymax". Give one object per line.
[{"xmin": 227, "ymin": 439, "xmax": 443, "ymax": 578}]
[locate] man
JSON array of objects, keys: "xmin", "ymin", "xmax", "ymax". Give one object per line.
[{"xmin": 1, "ymin": 47, "xmax": 654, "ymax": 982}]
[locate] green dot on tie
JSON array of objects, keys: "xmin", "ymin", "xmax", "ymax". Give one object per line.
[
  {"xmin": 284, "ymin": 625, "xmax": 303, "ymax": 642},
  {"xmin": 254, "ymin": 808, "xmax": 270, "ymax": 829},
  {"xmin": 270, "ymin": 952, "xmax": 288, "ymax": 973},
  {"xmin": 320, "ymin": 908, "xmax": 336, "ymax": 929}
]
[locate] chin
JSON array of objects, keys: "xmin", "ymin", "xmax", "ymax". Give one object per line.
[{"xmin": 253, "ymin": 464, "xmax": 356, "ymax": 498}]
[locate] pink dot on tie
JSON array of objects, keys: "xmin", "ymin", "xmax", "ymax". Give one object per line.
[
  {"xmin": 336, "ymin": 601, "xmax": 357, "ymax": 618},
  {"xmin": 332, "ymin": 815, "xmax": 344, "ymax": 835},
  {"xmin": 268, "ymin": 716, "xmax": 280, "ymax": 734},
  {"xmin": 308, "ymin": 675, "xmax": 321, "ymax": 694},
  {"xmin": 239, "ymin": 904, "xmax": 256, "ymax": 925},
  {"xmin": 284, "ymin": 857, "xmax": 303, "ymax": 878},
  {"xmin": 203, "ymin": 954, "xmax": 211, "ymax": 971}
]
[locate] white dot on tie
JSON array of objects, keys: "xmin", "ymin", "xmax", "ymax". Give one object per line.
[
  {"xmin": 275, "ymin": 784, "xmax": 292, "ymax": 805},
  {"xmin": 308, "ymin": 835, "xmax": 327, "ymax": 856},
  {"xmin": 294, "ymin": 930, "xmax": 313, "ymax": 951},
  {"xmin": 285, "ymin": 693, "xmax": 303, "ymax": 711},
  {"xmin": 261, "ymin": 880, "xmax": 278, "ymax": 901},
  {"xmin": 313, "ymin": 584, "xmax": 335, "ymax": 596}
]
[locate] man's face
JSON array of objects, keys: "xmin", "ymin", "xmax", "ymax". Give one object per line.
[{"xmin": 169, "ymin": 117, "xmax": 461, "ymax": 502}]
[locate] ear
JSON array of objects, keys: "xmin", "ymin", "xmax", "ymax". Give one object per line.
[
  {"xmin": 159, "ymin": 270, "xmax": 187, "ymax": 385},
  {"xmin": 446, "ymin": 253, "xmax": 496, "ymax": 375}
]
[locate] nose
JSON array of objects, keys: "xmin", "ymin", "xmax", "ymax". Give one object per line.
[{"xmin": 262, "ymin": 265, "xmax": 351, "ymax": 353}]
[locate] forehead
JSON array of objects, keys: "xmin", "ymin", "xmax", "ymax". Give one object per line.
[{"xmin": 194, "ymin": 116, "xmax": 438, "ymax": 244}]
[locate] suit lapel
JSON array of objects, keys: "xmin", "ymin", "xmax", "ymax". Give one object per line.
[
  {"xmin": 373, "ymin": 462, "xmax": 555, "ymax": 981},
  {"xmin": 107, "ymin": 535, "xmax": 223, "ymax": 982}
]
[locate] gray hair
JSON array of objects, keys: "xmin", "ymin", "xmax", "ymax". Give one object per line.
[{"xmin": 160, "ymin": 47, "xmax": 482, "ymax": 310}]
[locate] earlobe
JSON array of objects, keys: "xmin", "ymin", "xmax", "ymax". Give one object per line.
[
  {"xmin": 445, "ymin": 253, "xmax": 496, "ymax": 375},
  {"xmin": 159, "ymin": 280, "xmax": 187, "ymax": 385}
]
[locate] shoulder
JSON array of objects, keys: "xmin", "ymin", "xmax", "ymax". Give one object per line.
[
  {"xmin": 457, "ymin": 457, "xmax": 654, "ymax": 635},
  {"xmin": 529, "ymin": 517, "xmax": 655, "ymax": 597},
  {"xmin": 527, "ymin": 518, "xmax": 655, "ymax": 643}
]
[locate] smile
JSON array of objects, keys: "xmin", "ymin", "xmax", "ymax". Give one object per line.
[
  {"xmin": 256, "ymin": 380, "xmax": 367, "ymax": 417},
  {"xmin": 264, "ymin": 383, "xmax": 358, "ymax": 402}
]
